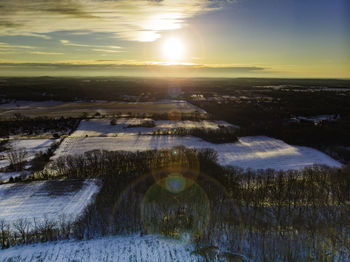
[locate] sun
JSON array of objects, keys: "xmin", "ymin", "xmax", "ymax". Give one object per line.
[{"xmin": 162, "ymin": 37, "xmax": 185, "ymax": 62}]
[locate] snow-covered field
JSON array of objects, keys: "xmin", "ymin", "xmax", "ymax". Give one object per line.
[
  {"xmin": 154, "ymin": 99, "xmax": 207, "ymax": 114},
  {"xmin": 0, "ymin": 99, "xmax": 206, "ymax": 118},
  {"xmin": 0, "ymin": 235, "xmax": 204, "ymax": 262},
  {"xmin": 297, "ymin": 114, "xmax": 339, "ymax": 124},
  {"xmin": 0, "ymin": 171, "xmax": 30, "ymax": 183},
  {"xmin": 70, "ymin": 118, "xmax": 234, "ymax": 137},
  {"xmin": 52, "ymin": 135, "xmax": 341, "ymax": 171},
  {"xmin": 0, "ymin": 99, "xmax": 205, "ymax": 112},
  {"xmin": 0, "ymin": 139, "xmax": 57, "ymax": 169},
  {"xmin": 0, "ymin": 179, "xmax": 101, "ymax": 225},
  {"xmin": 0, "ymin": 100, "xmax": 65, "ymax": 109},
  {"xmin": 50, "ymin": 118, "xmax": 341, "ymax": 170}
]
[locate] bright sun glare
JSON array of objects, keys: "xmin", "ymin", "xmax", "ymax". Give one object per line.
[{"xmin": 162, "ymin": 37, "xmax": 185, "ymax": 62}]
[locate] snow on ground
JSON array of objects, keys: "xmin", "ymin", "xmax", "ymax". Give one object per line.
[
  {"xmin": 70, "ymin": 118, "xmax": 235, "ymax": 138},
  {"xmin": 0, "ymin": 235, "xmax": 202, "ymax": 262},
  {"xmin": 0, "ymin": 139, "xmax": 57, "ymax": 169},
  {"xmin": 0, "ymin": 100, "xmax": 65, "ymax": 109},
  {"xmin": 52, "ymin": 135, "xmax": 341, "ymax": 171},
  {"xmin": 156, "ymin": 120, "xmax": 234, "ymax": 129},
  {"xmin": 157, "ymin": 99, "xmax": 207, "ymax": 114},
  {"xmin": 298, "ymin": 114, "xmax": 339, "ymax": 122},
  {"xmin": 0, "ymin": 171, "xmax": 30, "ymax": 183},
  {"xmin": 0, "ymin": 179, "xmax": 101, "ymax": 226},
  {"xmin": 0, "ymin": 99, "xmax": 206, "ymax": 113}
]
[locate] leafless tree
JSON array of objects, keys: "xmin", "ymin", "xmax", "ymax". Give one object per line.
[
  {"xmin": 0, "ymin": 219, "xmax": 10, "ymax": 249},
  {"xmin": 38, "ymin": 216, "xmax": 57, "ymax": 242},
  {"xmin": 13, "ymin": 219, "xmax": 31, "ymax": 244},
  {"xmin": 7, "ymin": 148, "xmax": 28, "ymax": 171}
]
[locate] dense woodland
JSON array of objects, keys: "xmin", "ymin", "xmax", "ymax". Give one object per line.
[
  {"xmin": 0, "ymin": 77, "xmax": 171, "ymax": 101},
  {"xmin": 1, "ymin": 148, "xmax": 349, "ymax": 261},
  {"xmin": 0, "ymin": 117, "xmax": 80, "ymax": 138}
]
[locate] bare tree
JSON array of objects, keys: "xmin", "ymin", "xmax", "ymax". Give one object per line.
[
  {"xmin": 0, "ymin": 219, "xmax": 10, "ymax": 249},
  {"xmin": 38, "ymin": 216, "xmax": 57, "ymax": 242},
  {"xmin": 13, "ymin": 219, "xmax": 31, "ymax": 244},
  {"xmin": 14, "ymin": 112, "xmax": 23, "ymax": 121},
  {"xmin": 7, "ymin": 148, "xmax": 28, "ymax": 171}
]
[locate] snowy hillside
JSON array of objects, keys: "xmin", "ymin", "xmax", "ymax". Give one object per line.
[
  {"xmin": 52, "ymin": 135, "xmax": 341, "ymax": 171},
  {"xmin": 0, "ymin": 179, "xmax": 101, "ymax": 226}
]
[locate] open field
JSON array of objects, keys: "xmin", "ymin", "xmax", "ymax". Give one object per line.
[
  {"xmin": 70, "ymin": 118, "xmax": 234, "ymax": 137},
  {"xmin": 0, "ymin": 235, "xmax": 211, "ymax": 262},
  {"xmin": 0, "ymin": 100, "xmax": 206, "ymax": 119},
  {"xmin": 53, "ymin": 118, "xmax": 340, "ymax": 170},
  {"xmin": 52, "ymin": 135, "xmax": 341, "ymax": 171},
  {"xmin": 0, "ymin": 179, "xmax": 101, "ymax": 226},
  {"xmin": 0, "ymin": 138, "xmax": 57, "ymax": 169}
]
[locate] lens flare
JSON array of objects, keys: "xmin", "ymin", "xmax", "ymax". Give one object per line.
[
  {"xmin": 151, "ymin": 147, "xmax": 199, "ymax": 190},
  {"xmin": 164, "ymin": 173, "xmax": 187, "ymax": 193},
  {"xmin": 141, "ymin": 180, "xmax": 210, "ymax": 242},
  {"xmin": 168, "ymin": 109, "xmax": 182, "ymax": 121}
]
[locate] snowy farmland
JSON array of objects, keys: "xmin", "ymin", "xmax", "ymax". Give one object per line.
[
  {"xmin": 52, "ymin": 135, "xmax": 341, "ymax": 171},
  {"xmin": 0, "ymin": 138, "xmax": 57, "ymax": 169},
  {"xmin": 0, "ymin": 99, "xmax": 206, "ymax": 119},
  {"xmin": 0, "ymin": 179, "xmax": 101, "ymax": 225},
  {"xmin": 0, "ymin": 235, "xmax": 207, "ymax": 262},
  {"xmin": 70, "ymin": 118, "xmax": 234, "ymax": 137}
]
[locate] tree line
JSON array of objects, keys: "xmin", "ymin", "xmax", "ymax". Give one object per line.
[{"xmin": 2, "ymin": 148, "xmax": 350, "ymax": 260}]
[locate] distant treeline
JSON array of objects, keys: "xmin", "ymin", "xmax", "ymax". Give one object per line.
[
  {"xmin": 151, "ymin": 127, "xmax": 238, "ymax": 143},
  {"xmin": 1, "ymin": 77, "xmax": 348, "ymax": 102},
  {"xmin": 0, "ymin": 117, "xmax": 80, "ymax": 138},
  {"xmin": 0, "ymin": 77, "xmax": 172, "ymax": 101}
]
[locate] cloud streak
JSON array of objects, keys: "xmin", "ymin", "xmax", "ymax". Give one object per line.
[
  {"xmin": 60, "ymin": 39, "xmax": 122, "ymax": 50},
  {"xmin": 92, "ymin": 49, "xmax": 123, "ymax": 53},
  {"xmin": 60, "ymin": 40, "xmax": 89, "ymax": 47},
  {"xmin": 0, "ymin": 0, "xmax": 232, "ymax": 42},
  {"xmin": 29, "ymin": 51, "xmax": 64, "ymax": 55},
  {"xmin": 0, "ymin": 42, "xmax": 37, "ymax": 50},
  {"xmin": 0, "ymin": 60, "xmax": 265, "ymax": 74}
]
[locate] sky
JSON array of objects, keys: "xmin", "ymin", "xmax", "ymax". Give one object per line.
[{"xmin": 0, "ymin": 0, "xmax": 349, "ymax": 78}]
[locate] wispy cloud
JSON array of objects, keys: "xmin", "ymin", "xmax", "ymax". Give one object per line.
[
  {"xmin": 30, "ymin": 51, "xmax": 64, "ymax": 55},
  {"xmin": 106, "ymin": 46, "xmax": 122, "ymax": 49},
  {"xmin": 0, "ymin": 42, "xmax": 37, "ymax": 50},
  {"xmin": 60, "ymin": 40, "xmax": 122, "ymax": 51},
  {"xmin": 92, "ymin": 49, "xmax": 123, "ymax": 53},
  {"xmin": 60, "ymin": 39, "xmax": 89, "ymax": 47},
  {"xmin": 0, "ymin": 0, "xmax": 232, "ymax": 42}
]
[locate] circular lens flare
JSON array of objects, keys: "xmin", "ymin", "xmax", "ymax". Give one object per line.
[
  {"xmin": 141, "ymin": 180, "xmax": 210, "ymax": 242},
  {"xmin": 168, "ymin": 109, "xmax": 181, "ymax": 121},
  {"xmin": 151, "ymin": 147, "xmax": 199, "ymax": 190},
  {"xmin": 164, "ymin": 173, "xmax": 187, "ymax": 193}
]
